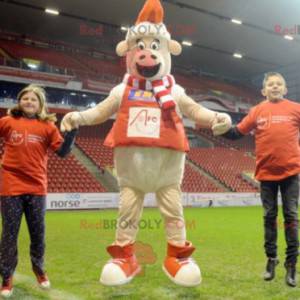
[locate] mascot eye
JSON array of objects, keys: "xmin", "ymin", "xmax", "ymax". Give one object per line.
[
  {"xmin": 151, "ymin": 41, "xmax": 160, "ymax": 50},
  {"xmin": 137, "ymin": 41, "xmax": 146, "ymax": 50}
]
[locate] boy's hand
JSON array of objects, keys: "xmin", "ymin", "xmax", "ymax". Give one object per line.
[
  {"xmin": 212, "ymin": 113, "xmax": 232, "ymax": 136},
  {"xmin": 61, "ymin": 112, "xmax": 84, "ymax": 132}
]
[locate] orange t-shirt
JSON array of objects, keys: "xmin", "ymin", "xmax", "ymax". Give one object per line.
[
  {"xmin": 237, "ymin": 99, "xmax": 300, "ymax": 181},
  {"xmin": 0, "ymin": 116, "xmax": 63, "ymax": 196}
]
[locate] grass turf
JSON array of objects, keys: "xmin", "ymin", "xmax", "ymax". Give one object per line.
[{"xmin": 1, "ymin": 206, "xmax": 300, "ymax": 300}]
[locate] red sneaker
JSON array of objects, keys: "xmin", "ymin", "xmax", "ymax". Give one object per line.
[
  {"xmin": 163, "ymin": 241, "xmax": 201, "ymax": 287},
  {"xmin": 100, "ymin": 243, "xmax": 141, "ymax": 286},
  {"xmin": 33, "ymin": 268, "xmax": 51, "ymax": 289},
  {"xmin": 1, "ymin": 276, "xmax": 13, "ymax": 298}
]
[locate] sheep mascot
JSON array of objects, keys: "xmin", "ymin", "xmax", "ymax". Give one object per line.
[{"xmin": 61, "ymin": 0, "xmax": 231, "ymax": 287}]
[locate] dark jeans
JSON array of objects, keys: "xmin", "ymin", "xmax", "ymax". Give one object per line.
[
  {"xmin": 260, "ymin": 175, "xmax": 299, "ymax": 265},
  {"xmin": 0, "ymin": 195, "xmax": 46, "ymax": 279}
]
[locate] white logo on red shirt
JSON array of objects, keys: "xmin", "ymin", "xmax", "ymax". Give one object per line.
[
  {"xmin": 9, "ymin": 130, "xmax": 24, "ymax": 145},
  {"xmin": 256, "ymin": 114, "xmax": 293, "ymax": 130},
  {"xmin": 9, "ymin": 131, "xmax": 45, "ymax": 145}
]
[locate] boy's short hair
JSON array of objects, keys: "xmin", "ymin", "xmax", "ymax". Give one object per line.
[{"xmin": 262, "ymin": 72, "xmax": 286, "ymax": 88}]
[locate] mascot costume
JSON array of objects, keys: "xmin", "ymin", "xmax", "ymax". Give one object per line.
[{"xmin": 61, "ymin": 0, "xmax": 231, "ymax": 287}]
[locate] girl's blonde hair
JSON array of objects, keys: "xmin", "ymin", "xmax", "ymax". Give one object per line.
[{"xmin": 8, "ymin": 84, "xmax": 57, "ymax": 122}]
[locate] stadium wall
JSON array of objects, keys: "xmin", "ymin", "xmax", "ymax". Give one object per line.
[{"xmin": 46, "ymin": 192, "xmax": 268, "ymax": 210}]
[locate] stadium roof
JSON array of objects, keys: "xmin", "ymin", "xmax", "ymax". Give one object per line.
[{"xmin": 0, "ymin": 0, "xmax": 300, "ymax": 82}]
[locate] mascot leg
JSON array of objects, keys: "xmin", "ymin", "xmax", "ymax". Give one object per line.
[
  {"xmin": 156, "ymin": 184, "xmax": 201, "ymax": 287},
  {"xmin": 100, "ymin": 187, "xmax": 144, "ymax": 285}
]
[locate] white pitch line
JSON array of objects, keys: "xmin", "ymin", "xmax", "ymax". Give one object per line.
[{"xmin": 15, "ymin": 273, "xmax": 83, "ymax": 300}]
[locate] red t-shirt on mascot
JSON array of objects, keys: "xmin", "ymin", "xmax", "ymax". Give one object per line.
[
  {"xmin": 0, "ymin": 116, "xmax": 63, "ymax": 196},
  {"xmin": 104, "ymin": 85, "xmax": 189, "ymax": 152},
  {"xmin": 237, "ymin": 99, "xmax": 300, "ymax": 181}
]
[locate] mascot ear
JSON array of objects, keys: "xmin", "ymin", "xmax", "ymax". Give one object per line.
[
  {"xmin": 168, "ymin": 40, "xmax": 182, "ymax": 56},
  {"xmin": 116, "ymin": 41, "xmax": 129, "ymax": 57}
]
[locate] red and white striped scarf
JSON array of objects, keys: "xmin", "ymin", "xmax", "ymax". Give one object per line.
[{"xmin": 123, "ymin": 74, "xmax": 176, "ymax": 110}]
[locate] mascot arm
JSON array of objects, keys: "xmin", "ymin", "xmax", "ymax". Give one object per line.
[
  {"xmin": 177, "ymin": 92, "xmax": 232, "ymax": 133},
  {"xmin": 178, "ymin": 93, "xmax": 218, "ymax": 128},
  {"xmin": 61, "ymin": 89, "xmax": 121, "ymax": 132},
  {"xmin": 77, "ymin": 94, "xmax": 120, "ymax": 126}
]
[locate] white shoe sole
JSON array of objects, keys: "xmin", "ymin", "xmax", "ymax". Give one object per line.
[
  {"xmin": 162, "ymin": 265, "xmax": 201, "ymax": 287},
  {"xmin": 1, "ymin": 289, "xmax": 13, "ymax": 298},
  {"xmin": 38, "ymin": 281, "xmax": 51, "ymax": 289},
  {"xmin": 100, "ymin": 266, "xmax": 141, "ymax": 286}
]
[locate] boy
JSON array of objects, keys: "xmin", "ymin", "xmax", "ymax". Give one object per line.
[{"xmin": 213, "ymin": 72, "xmax": 299, "ymax": 287}]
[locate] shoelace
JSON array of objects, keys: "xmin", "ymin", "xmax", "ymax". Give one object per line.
[
  {"xmin": 176, "ymin": 257, "xmax": 195, "ymax": 265},
  {"xmin": 110, "ymin": 258, "xmax": 127, "ymax": 264}
]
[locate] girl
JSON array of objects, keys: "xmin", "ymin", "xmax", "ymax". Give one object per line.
[{"xmin": 0, "ymin": 84, "xmax": 77, "ymax": 298}]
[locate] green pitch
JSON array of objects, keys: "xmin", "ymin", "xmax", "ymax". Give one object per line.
[{"xmin": 1, "ymin": 206, "xmax": 299, "ymax": 300}]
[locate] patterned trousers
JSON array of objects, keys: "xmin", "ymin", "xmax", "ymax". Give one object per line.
[{"xmin": 0, "ymin": 195, "xmax": 46, "ymax": 279}]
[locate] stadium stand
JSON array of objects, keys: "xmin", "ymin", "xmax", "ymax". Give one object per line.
[
  {"xmin": 188, "ymin": 147, "xmax": 258, "ymax": 192},
  {"xmin": 0, "ymin": 33, "xmax": 262, "ymax": 194},
  {"xmin": 72, "ymin": 53, "xmax": 123, "ymax": 78},
  {"xmin": 182, "ymin": 164, "xmax": 225, "ymax": 192},
  {"xmin": 0, "ymin": 104, "xmax": 258, "ymax": 193},
  {"xmin": 0, "ymin": 40, "xmax": 86, "ymax": 75},
  {"xmin": 47, "ymin": 151, "xmax": 106, "ymax": 192},
  {"xmin": 75, "ymin": 137, "xmax": 114, "ymax": 169},
  {"xmin": 0, "ymin": 34, "xmax": 259, "ymax": 107},
  {"xmin": 0, "ymin": 52, "xmax": 4, "ymax": 65},
  {"xmin": 196, "ymin": 128, "xmax": 255, "ymax": 153}
]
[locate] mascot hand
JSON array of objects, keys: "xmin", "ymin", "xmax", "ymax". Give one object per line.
[
  {"xmin": 212, "ymin": 113, "xmax": 232, "ymax": 136},
  {"xmin": 61, "ymin": 112, "xmax": 83, "ymax": 132}
]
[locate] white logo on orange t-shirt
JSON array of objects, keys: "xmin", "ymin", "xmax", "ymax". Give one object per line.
[{"xmin": 127, "ymin": 107, "xmax": 161, "ymax": 138}]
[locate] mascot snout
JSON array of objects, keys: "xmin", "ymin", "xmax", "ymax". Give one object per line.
[{"xmin": 135, "ymin": 49, "xmax": 161, "ymax": 78}]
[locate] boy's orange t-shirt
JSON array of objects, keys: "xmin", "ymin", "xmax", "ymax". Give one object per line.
[
  {"xmin": 237, "ymin": 99, "xmax": 300, "ymax": 181},
  {"xmin": 0, "ymin": 116, "xmax": 63, "ymax": 196}
]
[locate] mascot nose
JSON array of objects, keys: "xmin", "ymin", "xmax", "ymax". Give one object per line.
[{"xmin": 138, "ymin": 52, "xmax": 157, "ymax": 61}]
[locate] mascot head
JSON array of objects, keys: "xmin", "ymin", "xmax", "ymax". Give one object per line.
[{"xmin": 116, "ymin": 0, "xmax": 182, "ymax": 80}]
